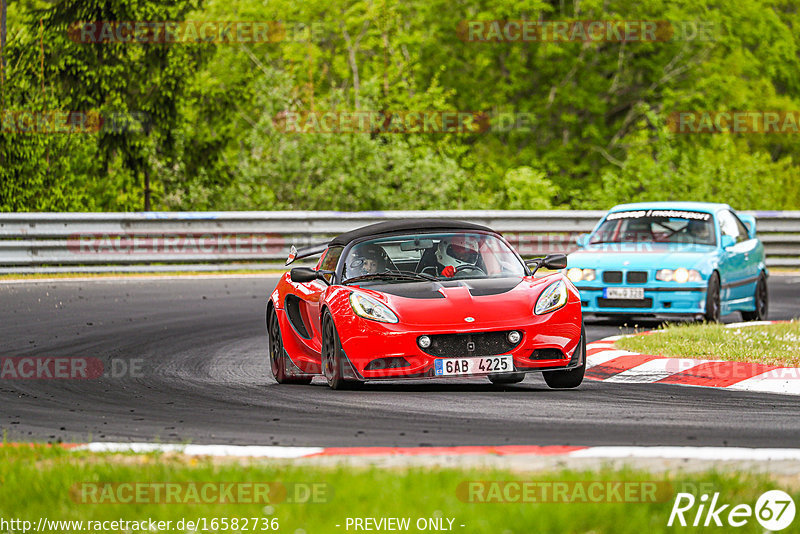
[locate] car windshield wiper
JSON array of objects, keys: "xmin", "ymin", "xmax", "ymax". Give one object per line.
[{"xmin": 343, "ymin": 271, "xmax": 437, "ymax": 285}]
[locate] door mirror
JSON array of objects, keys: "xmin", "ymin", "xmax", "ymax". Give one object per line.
[
  {"xmin": 720, "ymin": 235, "xmax": 736, "ymax": 249},
  {"xmin": 290, "ymin": 267, "xmax": 320, "ymax": 283},
  {"xmin": 576, "ymin": 233, "xmax": 591, "ymax": 248},
  {"xmin": 738, "ymin": 214, "xmax": 757, "ymax": 239},
  {"xmin": 542, "ymin": 253, "xmax": 568, "ymax": 270}
]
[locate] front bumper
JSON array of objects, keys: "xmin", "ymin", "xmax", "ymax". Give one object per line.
[
  {"xmin": 575, "ymin": 284, "xmax": 707, "ymax": 315},
  {"xmin": 336, "ymin": 305, "xmax": 583, "ymax": 380}
]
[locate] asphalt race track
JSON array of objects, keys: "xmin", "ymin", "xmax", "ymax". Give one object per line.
[{"xmin": 1, "ymin": 275, "xmax": 799, "ymax": 448}]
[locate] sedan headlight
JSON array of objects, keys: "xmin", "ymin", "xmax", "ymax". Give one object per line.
[
  {"xmin": 535, "ymin": 280, "xmax": 569, "ymax": 315},
  {"xmin": 567, "ymin": 268, "xmax": 595, "ymax": 282},
  {"xmin": 349, "ymin": 292, "xmax": 399, "ymax": 323},
  {"xmin": 656, "ymin": 268, "xmax": 702, "ymax": 283}
]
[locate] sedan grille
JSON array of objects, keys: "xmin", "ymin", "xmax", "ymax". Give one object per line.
[
  {"xmin": 597, "ymin": 298, "xmax": 653, "ymax": 309},
  {"xmin": 626, "ymin": 271, "xmax": 648, "ymax": 284},
  {"xmin": 602, "ymin": 271, "xmax": 623, "ymax": 283},
  {"xmin": 421, "ymin": 331, "xmax": 520, "ymax": 357}
]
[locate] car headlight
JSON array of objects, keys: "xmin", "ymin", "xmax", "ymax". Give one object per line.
[
  {"xmin": 535, "ymin": 280, "xmax": 569, "ymax": 315},
  {"xmin": 567, "ymin": 268, "xmax": 595, "ymax": 282},
  {"xmin": 349, "ymin": 292, "xmax": 399, "ymax": 323},
  {"xmin": 656, "ymin": 268, "xmax": 702, "ymax": 283}
]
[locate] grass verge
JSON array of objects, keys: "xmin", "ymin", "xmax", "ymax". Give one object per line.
[
  {"xmin": 1, "ymin": 444, "xmax": 797, "ymax": 533},
  {"xmin": 616, "ymin": 320, "xmax": 800, "ymax": 367}
]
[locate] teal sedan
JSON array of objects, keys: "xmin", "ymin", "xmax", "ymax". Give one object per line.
[{"xmin": 566, "ymin": 202, "xmax": 767, "ymax": 322}]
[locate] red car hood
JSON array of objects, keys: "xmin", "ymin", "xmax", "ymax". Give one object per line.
[{"xmin": 353, "ymin": 276, "xmax": 558, "ymax": 328}]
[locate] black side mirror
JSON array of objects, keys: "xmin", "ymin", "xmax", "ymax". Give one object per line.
[
  {"xmin": 541, "ymin": 253, "xmax": 568, "ymax": 270},
  {"xmin": 526, "ymin": 253, "xmax": 568, "ymax": 274},
  {"xmin": 291, "ymin": 267, "xmax": 320, "ymax": 283}
]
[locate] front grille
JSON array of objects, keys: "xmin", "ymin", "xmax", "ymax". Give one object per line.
[
  {"xmin": 365, "ymin": 357, "xmax": 410, "ymax": 370},
  {"xmin": 597, "ymin": 298, "xmax": 653, "ymax": 309},
  {"xmin": 626, "ymin": 271, "xmax": 648, "ymax": 284},
  {"xmin": 422, "ymin": 331, "xmax": 520, "ymax": 357},
  {"xmin": 530, "ymin": 348, "xmax": 564, "ymax": 360},
  {"xmin": 603, "ymin": 271, "xmax": 623, "ymax": 283}
]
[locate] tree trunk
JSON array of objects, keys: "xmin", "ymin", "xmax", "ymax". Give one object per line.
[{"xmin": 144, "ymin": 167, "xmax": 151, "ymax": 211}]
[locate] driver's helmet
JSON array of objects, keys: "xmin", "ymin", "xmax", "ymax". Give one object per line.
[
  {"xmin": 687, "ymin": 220, "xmax": 710, "ymax": 240},
  {"xmin": 435, "ymin": 235, "xmax": 480, "ymax": 269},
  {"xmin": 349, "ymin": 244, "xmax": 386, "ymax": 277}
]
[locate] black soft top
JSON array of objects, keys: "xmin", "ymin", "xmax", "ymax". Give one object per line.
[{"xmin": 328, "ymin": 219, "xmax": 493, "ymax": 246}]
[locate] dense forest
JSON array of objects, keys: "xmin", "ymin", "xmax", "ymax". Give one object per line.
[{"xmin": 1, "ymin": 0, "xmax": 800, "ymax": 212}]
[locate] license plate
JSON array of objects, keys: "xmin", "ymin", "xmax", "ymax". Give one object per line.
[
  {"xmin": 434, "ymin": 355, "xmax": 513, "ymax": 376},
  {"xmin": 604, "ymin": 287, "xmax": 645, "ymax": 299}
]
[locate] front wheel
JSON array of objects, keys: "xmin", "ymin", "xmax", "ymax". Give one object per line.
[
  {"xmin": 542, "ymin": 327, "xmax": 585, "ymax": 389},
  {"xmin": 268, "ymin": 310, "xmax": 312, "ymax": 385},
  {"xmin": 704, "ymin": 272, "xmax": 721, "ymax": 323},
  {"xmin": 741, "ymin": 275, "xmax": 768, "ymax": 321},
  {"xmin": 321, "ymin": 312, "xmax": 361, "ymax": 390}
]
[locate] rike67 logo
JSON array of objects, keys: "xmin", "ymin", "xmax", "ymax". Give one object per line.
[{"xmin": 668, "ymin": 490, "xmax": 796, "ymax": 530}]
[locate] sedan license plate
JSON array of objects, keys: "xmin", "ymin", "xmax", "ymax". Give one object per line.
[
  {"xmin": 604, "ymin": 287, "xmax": 644, "ymax": 299},
  {"xmin": 434, "ymin": 355, "xmax": 513, "ymax": 376}
]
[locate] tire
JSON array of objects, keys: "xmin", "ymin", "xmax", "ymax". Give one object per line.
[
  {"xmin": 542, "ymin": 326, "xmax": 585, "ymax": 389},
  {"xmin": 268, "ymin": 309, "xmax": 312, "ymax": 385},
  {"xmin": 704, "ymin": 272, "xmax": 721, "ymax": 323},
  {"xmin": 488, "ymin": 372, "xmax": 525, "ymax": 385},
  {"xmin": 741, "ymin": 274, "xmax": 768, "ymax": 321},
  {"xmin": 321, "ymin": 312, "xmax": 361, "ymax": 390}
]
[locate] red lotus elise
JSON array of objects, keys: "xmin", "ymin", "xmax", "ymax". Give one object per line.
[{"xmin": 266, "ymin": 219, "xmax": 585, "ymax": 389}]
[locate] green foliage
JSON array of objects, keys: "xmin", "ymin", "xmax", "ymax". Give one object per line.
[{"xmin": 3, "ymin": 0, "xmax": 800, "ymax": 211}]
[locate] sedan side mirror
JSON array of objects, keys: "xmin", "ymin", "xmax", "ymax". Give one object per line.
[
  {"xmin": 720, "ymin": 235, "xmax": 736, "ymax": 249},
  {"xmin": 290, "ymin": 267, "xmax": 333, "ymax": 285}
]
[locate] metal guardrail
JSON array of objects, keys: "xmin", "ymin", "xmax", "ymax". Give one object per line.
[{"xmin": 0, "ymin": 210, "xmax": 798, "ymax": 273}]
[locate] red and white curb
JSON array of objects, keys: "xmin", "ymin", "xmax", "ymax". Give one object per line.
[
  {"xmin": 585, "ymin": 321, "xmax": 800, "ymax": 395},
  {"xmin": 8, "ymin": 442, "xmax": 800, "ymax": 461}
]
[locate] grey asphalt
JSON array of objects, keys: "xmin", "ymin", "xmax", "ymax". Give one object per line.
[{"xmin": 0, "ymin": 275, "xmax": 798, "ymax": 447}]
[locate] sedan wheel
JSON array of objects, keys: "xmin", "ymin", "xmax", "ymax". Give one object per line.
[
  {"xmin": 268, "ymin": 310, "xmax": 312, "ymax": 385},
  {"xmin": 741, "ymin": 275, "xmax": 768, "ymax": 321},
  {"xmin": 704, "ymin": 273, "xmax": 721, "ymax": 323}
]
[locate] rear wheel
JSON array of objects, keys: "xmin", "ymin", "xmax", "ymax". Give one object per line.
[
  {"xmin": 542, "ymin": 326, "xmax": 585, "ymax": 389},
  {"xmin": 268, "ymin": 309, "xmax": 312, "ymax": 385},
  {"xmin": 321, "ymin": 312, "xmax": 361, "ymax": 390},
  {"xmin": 741, "ymin": 274, "xmax": 768, "ymax": 321},
  {"xmin": 488, "ymin": 372, "xmax": 525, "ymax": 385},
  {"xmin": 704, "ymin": 272, "xmax": 721, "ymax": 323}
]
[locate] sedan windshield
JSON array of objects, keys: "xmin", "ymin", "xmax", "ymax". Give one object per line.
[
  {"xmin": 342, "ymin": 232, "xmax": 526, "ymax": 282},
  {"xmin": 590, "ymin": 210, "xmax": 716, "ymax": 246}
]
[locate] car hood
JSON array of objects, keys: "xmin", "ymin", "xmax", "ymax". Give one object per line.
[
  {"xmin": 354, "ymin": 276, "xmax": 555, "ymax": 327},
  {"xmin": 568, "ymin": 243, "xmax": 716, "ymax": 270}
]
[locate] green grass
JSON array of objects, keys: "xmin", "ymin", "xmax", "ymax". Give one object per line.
[
  {"xmin": 616, "ymin": 321, "xmax": 800, "ymax": 367},
  {"xmin": 1, "ymin": 445, "xmax": 797, "ymax": 533}
]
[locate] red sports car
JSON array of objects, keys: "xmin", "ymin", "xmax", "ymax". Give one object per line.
[{"xmin": 267, "ymin": 219, "xmax": 585, "ymax": 389}]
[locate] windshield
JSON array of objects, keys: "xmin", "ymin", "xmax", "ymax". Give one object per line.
[
  {"xmin": 590, "ymin": 210, "xmax": 716, "ymax": 246},
  {"xmin": 342, "ymin": 232, "xmax": 526, "ymax": 282}
]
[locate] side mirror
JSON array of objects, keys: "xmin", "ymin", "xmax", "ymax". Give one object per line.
[
  {"xmin": 542, "ymin": 253, "xmax": 568, "ymax": 270},
  {"xmin": 738, "ymin": 214, "xmax": 757, "ymax": 239},
  {"xmin": 720, "ymin": 235, "xmax": 736, "ymax": 249},
  {"xmin": 576, "ymin": 233, "xmax": 591, "ymax": 248},
  {"xmin": 291, "ymin": 267, "xmax": 322, "ymax": 283}
]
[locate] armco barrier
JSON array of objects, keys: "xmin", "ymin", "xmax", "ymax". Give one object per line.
[{"xmin": 0, "ymin": 210, "xmax": 798, "ymax": 273}]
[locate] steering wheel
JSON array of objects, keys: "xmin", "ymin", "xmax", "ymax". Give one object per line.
[{"xmin": 454, "ymin": 264, "xmax": 486, "ymax": 276}]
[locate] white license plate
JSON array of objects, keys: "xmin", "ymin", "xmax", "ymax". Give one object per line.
[
  {"xmin": 604, "ymin": 287, "xmax": 645, "ymax": 299},
  {"xmin": 434, "ymin": 355, "xmax": 513, "ymax": 376}
]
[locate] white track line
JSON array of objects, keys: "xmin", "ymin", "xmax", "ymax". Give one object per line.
[
  {"xmin": 569, "ymin": 446, "xmax": 800, "ymax": 461},
  {"xmin": 603, "ymin": 358, "xmax": 710, "ymax": 383}
]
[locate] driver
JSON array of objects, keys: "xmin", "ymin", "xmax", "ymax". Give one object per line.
[
  {"xmin": 687, "ymin": 220, "xmax": 711, "ymax": 243},
  {"xmin": 348, "ymin": 244, "xmax": 386, "ymax": 277},
  {"xmin": 434, "ymin": 235, "xmax": 480, "ymax": 277}
]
